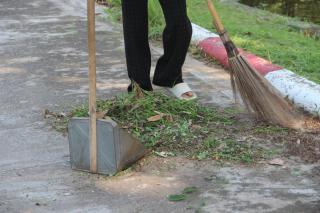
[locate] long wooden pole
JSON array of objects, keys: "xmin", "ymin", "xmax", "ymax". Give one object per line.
[
  {"xmin": 87, "ymin": 0, "xmax": 97, "ymax": 173},
  {"xmin": 206, "ymin": 0, "xmax": 225, "ymax": 34}
]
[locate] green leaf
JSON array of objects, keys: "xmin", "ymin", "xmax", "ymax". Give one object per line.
[
  {"xmin": 182, "ymin": 186, "xmax": 198, "ymax": 194},
  {"xmin": 196, "ymin": 151, "xmax": 209, "ymax": 160},
  {"xmin": 167, "ymin": 194, "xmax": 187, "ymax": 202}
]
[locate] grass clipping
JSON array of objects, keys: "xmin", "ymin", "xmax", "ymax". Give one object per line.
[{"xmin": 69, "ymin": 90, "xmax": 268, "ymax": 163}]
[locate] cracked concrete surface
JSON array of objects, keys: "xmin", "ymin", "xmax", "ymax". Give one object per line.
[{"xmin": 0, "ymin": 0, "xmax": 319, "ymax": 212}]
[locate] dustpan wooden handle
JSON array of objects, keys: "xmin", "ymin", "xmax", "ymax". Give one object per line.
[
  {"xmin": 206, "ymin": 0, "xmax": 225, "ymax": 34},
  {"xmin": 87, "ymin": 0, "xmax": 97, "ymax": 173}
]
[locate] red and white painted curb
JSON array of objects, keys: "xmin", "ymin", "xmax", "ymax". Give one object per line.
[{"xmin": 191, "ymin": 23, "xmax": 320, "ymax": 115}]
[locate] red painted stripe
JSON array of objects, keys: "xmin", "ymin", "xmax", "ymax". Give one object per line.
[{"xmin": 198, "ymin": 37, "xmax": 282, "ymax": 76}]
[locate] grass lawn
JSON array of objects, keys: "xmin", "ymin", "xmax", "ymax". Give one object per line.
[
  {"xmin": 102, "ymin": 0, "xmax": 320, "ymax": 83},
  {"xmin": 187, "ymin": 0, "xmax": 320, "ymax": 83}
]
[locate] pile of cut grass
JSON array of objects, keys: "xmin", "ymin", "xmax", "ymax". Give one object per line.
[
  {"xmin": 70, "ymin": 91, "xmax": 268, "ymax": 163},
  {"xmin": 72, "ymin": 91, "xmax": 231, "ymax": 147}
]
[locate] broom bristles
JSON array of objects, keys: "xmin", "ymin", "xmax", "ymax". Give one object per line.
[{"xmin": 229, "ymin": 55, "xmax": 304, "ymax": 130}]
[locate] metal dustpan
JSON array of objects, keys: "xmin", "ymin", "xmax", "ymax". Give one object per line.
[
  {"xmin": 68, "ymin": 0, "xmax": 146, "ymax": 175},
  {"xmin": 68, "ymin": 118, "xmax": 147, "ymax": 175}
]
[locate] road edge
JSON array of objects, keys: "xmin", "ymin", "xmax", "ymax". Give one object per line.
[{"xmin": 191, "ymin": 23, "xmax": 320, "ymax": 115}]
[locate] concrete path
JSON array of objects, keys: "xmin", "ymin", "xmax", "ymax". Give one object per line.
[{"xmin": 0, "ymin": 0, "xmax": 319, "ymax": 212}]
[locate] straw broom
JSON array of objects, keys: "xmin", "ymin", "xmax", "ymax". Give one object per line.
[{"xmin": 206, "ymin": 0, "xmax": 303, "ymax": 129}]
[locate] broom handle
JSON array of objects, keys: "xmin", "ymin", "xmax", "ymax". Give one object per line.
[
  {"xmin": 206, "ymin": 0, "xmax": 225, "ymax": 34},
  {"xmin": 87, "ymin": 0, "xmax": 97, "ymax": 174}
]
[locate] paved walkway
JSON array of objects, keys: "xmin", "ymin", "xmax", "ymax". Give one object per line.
[{"xmin": 0, "ymin": 0, "xmax": 319, "ymax": 212}]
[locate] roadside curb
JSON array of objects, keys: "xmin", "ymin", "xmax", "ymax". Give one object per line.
[{"xmin": 191, "ymin": 23, "xmax": 320, "ymax": 115}]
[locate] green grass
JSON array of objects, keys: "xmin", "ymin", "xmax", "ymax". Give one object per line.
[
  {"xmin": 167, "ymin": 194, "xmax": 187, "ymax": 202},
  {"xmin": 68, "ymin": 90, "xmax": 270, "ymax": 163},
  {"xmin": 102, "ymin": 0, "xmax": 165, "ymax": 39},
  {"xmin": 187, "ymin": 0, "xmax": 320, "ymax": 83},
  {"xmin": 168, "ymin": 186, "xmax": 198, "ymax": 202},
  {"xmin": 72, "ymin": 91, "xmax": 232, "ymax": 147},
  {"xmin": 148, "ymin": 0, "xmax": 165, "ymax": 39},
  {"xmin": 201, "ymin": 137, "xmax": 265, "ymax": 163},
  {"xmin": 254, "ymin": 125, "xmax": 288, "ymax": 134},
  {"xmin": 102, "ymin": 0, "xmax": 320, "ymax": 83},
  {"xmin": 47, "ymin": 90, "xmax": 287, "ymax": 163}
]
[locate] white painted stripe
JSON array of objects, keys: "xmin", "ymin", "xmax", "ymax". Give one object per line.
[
  {"xmin": 265, "ymin": 69, "xmax": 320, "ymax": 115},
  {"xmin": 191, "ymin": 23, "xmax": 219, "ymax": 43}
]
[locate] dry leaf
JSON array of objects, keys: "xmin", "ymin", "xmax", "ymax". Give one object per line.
[
  {"xmin": 147, "ymin": 114, "xmax": 163, "ymax": 122},
  {"xmin": 164, "ymin": 115, "xmax": 173, "ymax": 122},
  {"xmin": 57, "ymin": 112, "xmax": 66, "ymax": 118},
  {"xmin": 154, "ymin": 151, "xmax": 175, "ymax": 158},
  {"xmin": 43, "ymin": 109, "xmax": 69, "ymax": 118},
  {"xmin": 191, "ymin": 125, "xmax": 202, "ymax": 130},
  {"xmin": 268, "ymin": 158, "xmax": 284, "ymax": 166},
  {"xmin": 96, "ymin": 111, "xmax": 108, "ymax": 119},
  {"xmin": 43, "ymin": 109, "xmax": 50, "ymax": 118}
]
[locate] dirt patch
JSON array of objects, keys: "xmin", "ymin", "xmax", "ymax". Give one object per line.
[
  {"xmin": 96, "ymin": 0, "xmax": 110, "ymax": 6},
  {"xmin": 285, "ymin": 133, "xmax": 320, "ymax": 163}
]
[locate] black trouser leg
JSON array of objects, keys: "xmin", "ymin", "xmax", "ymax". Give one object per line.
[
  {"xmin": 121, "ymin": 0, "xmax": 192, "ymax": 90},
  {"xmin": 121, "ymin": 0, "xmax": 153, "ymax": 91},
  {"xmin": 152, "ymin": 0, "xmax": 192, "ymax": 87}
]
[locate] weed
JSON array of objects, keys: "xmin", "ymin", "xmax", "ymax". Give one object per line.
[
  {"xmin": 168, "ymin": 186, "xmax": 198, "ymax": 202},
  {"xmin": 203, "ymin": 137, "xmax": 220, "ymax": 149},
  {"xmin": 167, "ymin": 194, "xmax": 187, "ymax": 202},
  {"xmin": 208, "ymin": 138, "xmax": 265, "ymax": 163},
  {"xmin": 254, "ymin": 125, "xmax": 287, "ymax": 134},
  {"xmin": 148, "ymin": 0, "xmax": 165, "ymax": 39}
]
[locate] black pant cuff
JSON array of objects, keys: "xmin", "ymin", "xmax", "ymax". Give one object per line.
[{"xmin": 152, "ymin": 79, "xmax": 183, "ymax": 88}]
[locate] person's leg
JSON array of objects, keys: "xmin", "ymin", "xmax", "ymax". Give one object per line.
[
  {"xmin": 121, "ymin": 0, "xmax": 153, "ymax": 91},
  {"xmin": 152, "ymin": 0, "xmax": 192, "ymax": 88}
]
